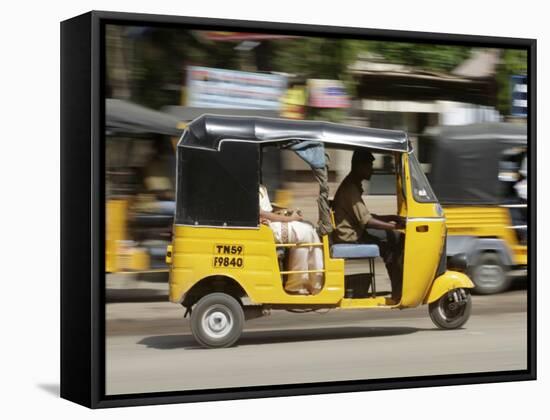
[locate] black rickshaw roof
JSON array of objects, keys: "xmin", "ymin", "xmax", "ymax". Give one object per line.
[
  {"xmin": 426, "ymin": 122, "xmax": 527, "ymax": 205},
  {"xmin": 177, "ymin": 114, "xmax": 410, "ymax": 152},
  {"xmin": 425, "ymin": 122, "xmax": 526, "ymax": 147},
  {"xmin": 106, "ymin": 98, "xmax": 184, "ymax": 136}
]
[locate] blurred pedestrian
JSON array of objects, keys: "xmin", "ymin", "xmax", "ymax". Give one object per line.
[{"xmin": 511, "ymin": 155, "xmax": 527, "ymax": 243}]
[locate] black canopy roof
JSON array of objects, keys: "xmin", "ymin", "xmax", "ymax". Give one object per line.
[
  {"xmin": 106, "ymin": 98, "xmax": 184, "ymax": 136},
  {"xmin": 178, "ymin": 114, "xmax": 410, "ymax": 152},
  {"xmin": 427, "ymin": 122, "xmax": 527, "ymax": 205},
  {"xmin": 426, "ymin": 123, "xmax": 526, "ymax": 149}
]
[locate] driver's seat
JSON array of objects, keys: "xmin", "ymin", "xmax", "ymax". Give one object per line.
[
  {"xmin": 330, "ymin": 243, "xmax": 380, "ymax": 259},
  {"xmin": 328, "ymin": 205, "xmax": 380, "ymax": 298}
]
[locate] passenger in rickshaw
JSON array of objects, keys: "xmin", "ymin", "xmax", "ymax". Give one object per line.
[
  {"xmin": 332, "ymin": 149, "xmax": 405, "ymax": 301},
  {"xmin": 259, "ymin": 184, "xmax": 324, "ymax": 295}
]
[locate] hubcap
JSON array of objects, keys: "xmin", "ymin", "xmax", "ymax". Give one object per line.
[
  {"xmin": 201, "ymin": 306, "xmax": 233, "ymax": 339},
  {"xmin": 438, "ymin": 290, "xmax": 466, "ymax": 322},
  {"xmin": 474, "ymin": 264, "xmax": 504, "ymax": 288}
]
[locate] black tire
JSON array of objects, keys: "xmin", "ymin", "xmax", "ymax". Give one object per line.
[
  {"xmin": 429, "ymin": 289, "xmax": 472, "ymax": 329},
  {"xmin": 190, "ymin": 293, "xmax": 244, "ymax": 348},
  {"xmin": 470, "ymin": 253, "xmax": 511, "ymax": 295}
]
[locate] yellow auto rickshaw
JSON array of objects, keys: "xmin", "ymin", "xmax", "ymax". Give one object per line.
[
  {"xmin": 425, "ymin": 123, "xmax": 527, "ymax": 294},
  {"xmin": 166, "ymin": 115, "xmax": 474, "ymax": 348},
  {"xmin": 105, "ymin": 99, "xmax": 184, "ymax": 275}
]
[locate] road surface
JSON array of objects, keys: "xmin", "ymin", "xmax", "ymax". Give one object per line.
[{"xmin": 106, "ymin": 275, "xmax": 528, "ymax": 395}]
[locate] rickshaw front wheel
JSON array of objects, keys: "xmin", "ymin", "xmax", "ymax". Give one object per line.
[
  {"xmin": 190, "ymin": 293, "xmax": 245, "ymax": 348},
  {"xmin": 429, "ymin": 288, "xmax": 472, "ymax": 329}
]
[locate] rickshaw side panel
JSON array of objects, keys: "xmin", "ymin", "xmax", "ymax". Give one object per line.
[
  {"xmin": 444, "ymin": 206, "xmax": 527, "ymax": 266},
  {"xmin": 169, "ymin": 224, "xmax": 345, "ymax": 305},
  {"xmin": 401, "ymin": 218, "xmax": 446, "ymax": 307},
  {"xmin": 169, "ymin": 224, "xmax": 277, "ymax": 304},
  {"xmin": 400, "ymin": 153, "xmax": 448, "ymax": 308},
  {"xmin": 423, "ymin": 270, "xmax": 475, "ymax": 304}
]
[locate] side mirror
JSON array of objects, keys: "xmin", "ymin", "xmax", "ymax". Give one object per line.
[{"xmin": 447, "ymin": 253, "xmax": 468, "ymax": 272}]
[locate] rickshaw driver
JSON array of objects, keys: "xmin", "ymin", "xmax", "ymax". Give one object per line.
[{"xmin": 332, "ymin": 149, "xmax": 405, "ymax": 301}]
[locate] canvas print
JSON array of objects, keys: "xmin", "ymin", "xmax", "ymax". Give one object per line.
[{"xmin": 104, "ymin": 23, "xmax": 528, "ymax": 396}]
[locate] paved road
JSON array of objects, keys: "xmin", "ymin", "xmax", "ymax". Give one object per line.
[{"xmin": 106, "ymin": 285, "xmax": 528, "ymax": 395}]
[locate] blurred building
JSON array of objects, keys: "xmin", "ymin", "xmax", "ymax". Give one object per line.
[{"xmin": 348, "ymin": 50, "xmax": 502, "ymax": 162}]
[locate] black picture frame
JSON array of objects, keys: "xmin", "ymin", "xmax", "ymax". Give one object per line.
[{"xmin": 60, "ymin": 10, "xmax": 536, "ymax": 409}]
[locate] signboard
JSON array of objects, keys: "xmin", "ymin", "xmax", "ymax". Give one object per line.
[
  {"xmin": 511, "ymin": 75, "xmax": 527, "ymax": 117},
  {"xmin": 186, "ymin": 66, "xmax": 287, "ymax": 110},
  {"xmin": 307, "ymin": 79, "xmax": 350, "ymax": 109}
]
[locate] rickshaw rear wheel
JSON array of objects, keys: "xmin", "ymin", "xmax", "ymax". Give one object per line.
[
  {"xmin": 190, "ymin": 293, "xmax": 244, "ymax": 348},
  {"xmin": 429, "ymin": 289, "xmax": 472, "ymax": 329}
]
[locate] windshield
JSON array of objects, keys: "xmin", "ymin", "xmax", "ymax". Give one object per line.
[{"xmin": 409, "ymin": 153, "xmax": 437, "ymax": 203}]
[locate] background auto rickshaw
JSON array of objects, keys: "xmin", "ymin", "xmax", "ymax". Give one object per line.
[
  {"xmin": 424, "ymin": 123, "xmax": 527, "ymax": 294},
  {"xmin": 106, "ymin": 99, "xmax": 184, "ymax": 274},
  {"xmin": 167, "ymin": 115, "xmax": 474, "ymax": 348}
]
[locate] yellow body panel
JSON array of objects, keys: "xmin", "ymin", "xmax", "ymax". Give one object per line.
[
  {"xmin": 423, "ymin": 270, "xmax": 474, "ymax": 304},
  {"xmin": 444, "ymin": 206, "xmax": 527, "ymax": 265},
  {"xmin": 401, "ymin": 219, "xmax": 446, "ymax": 307},
  {"xmin": 106, "ymin": 198, "xmax": 156, "ymax": 272},
  {"xmin": 169, "ymin": 224, "xmax": 345, "ymax": 304},
  {"xmin": 512, "ymin": 245, "xmax": 527, "ymax": 265},
  {"xmin": 128, "ymin": 248, "xmax": 150, "ymax": 271},
  {"xmin": 106, "ymin": 199, "xmax": 128, "ymax": 273},
  {"xmin": 400, "ymin": 153, "xmax": 447, "ymax": 308}
]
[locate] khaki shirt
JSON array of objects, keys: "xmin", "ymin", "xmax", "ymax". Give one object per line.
[{"xmin": 332, "ymin": 174, "xmax": 372, "ymax": 243}]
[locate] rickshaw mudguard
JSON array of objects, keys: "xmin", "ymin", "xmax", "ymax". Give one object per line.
[{"xmin": 423, "ymin": 270, "xmax": 474, "ymax": 304}]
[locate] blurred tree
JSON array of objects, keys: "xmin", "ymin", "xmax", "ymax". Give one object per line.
[
  {"xmin": 271, "ymin": 38, "xmax": 363, "ymax": 78},
  {"xmin": 495, "ymin": 49, "xmax": 528, "ymax": 116},
  {"xmin": 106, "ymin": 26, "xmax": 242, "ymax": 109},
  {"xmin": 106, "ymin": 25, "xmax": 131, "ymax": 100},
  {"xmin": 133, "ymin": 29, "xmax": 243, "ymax": 109},
  {"xmin": 271, "ymin": 38, "xmax": 364, "ymax": 90},
  {"xmin": 366, "ymin": 41, "xmax": 471, "ymax": 73},
  {"xmin": 271, "ymin": 38, "xmax": 473, "ymax": 79}
]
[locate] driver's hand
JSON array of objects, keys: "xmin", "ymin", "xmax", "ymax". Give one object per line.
[{"xmin": 395, "ymin": 217, "xmax": 406, "ymax": 229}]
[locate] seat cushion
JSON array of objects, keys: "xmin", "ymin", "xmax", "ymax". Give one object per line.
[{"xmin": 331, "ymin": 243, "xmax": 380, "ymax": 259}]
